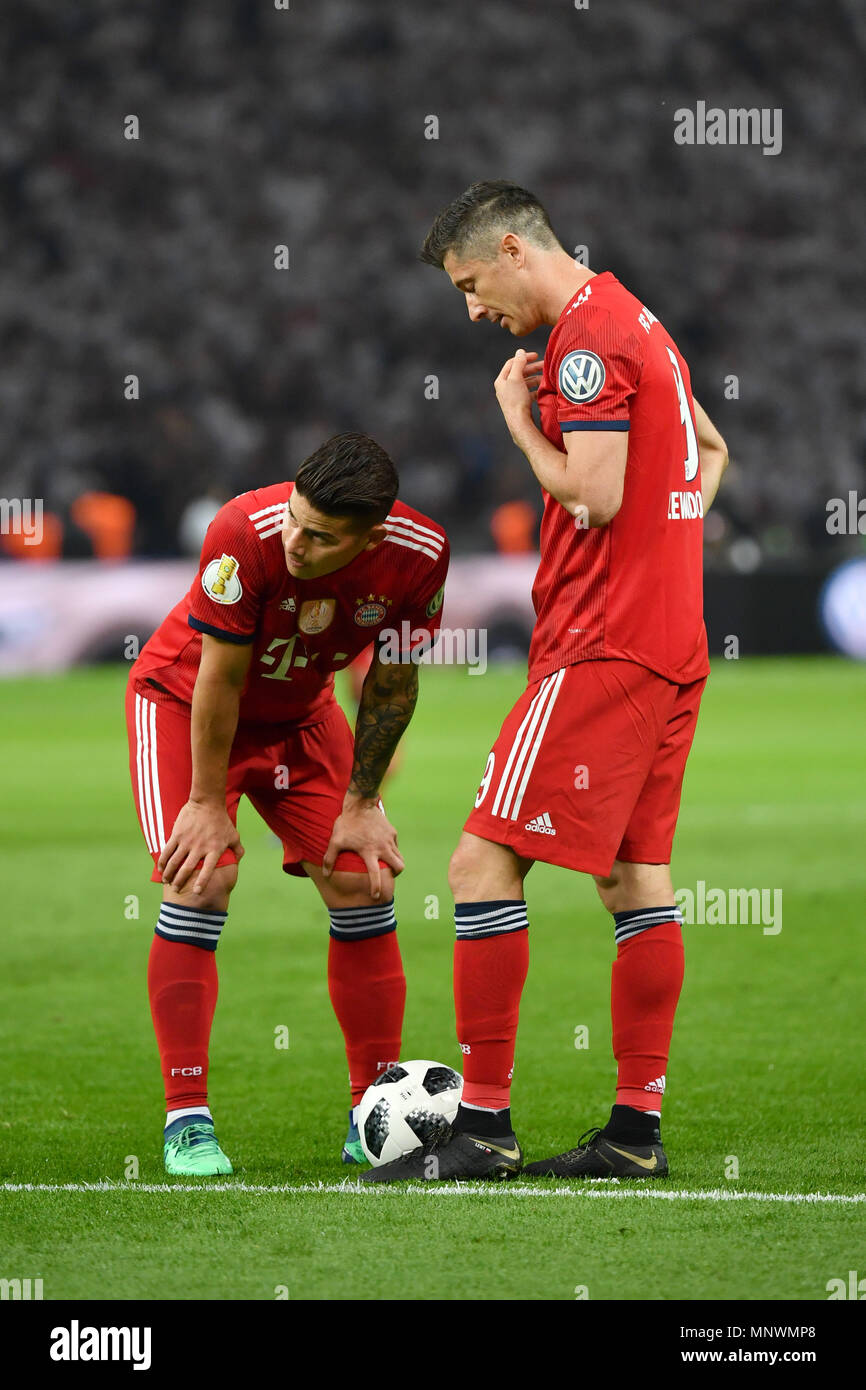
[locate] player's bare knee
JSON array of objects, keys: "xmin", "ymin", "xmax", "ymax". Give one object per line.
[
  {"xmin": 449, "ymin": 834, "xmax": 525, "ymax": 902},
  {"xmin": 595, "ymin": 861, "xmax": 674, "ymax": 914},
  {"xmin": 448, "ymin": 838, "xmax": 479, "ymax": 899},
  {"xmin": 326, "ymin": 867, "xmax": 396, "ymax": 908},
  {"xmin": 594, "ymin": 867, "xmax": 622, "ymax": 912},
  {"xmin": 162, "ymin": 862, "xmax": 238, "ymax": 914}
]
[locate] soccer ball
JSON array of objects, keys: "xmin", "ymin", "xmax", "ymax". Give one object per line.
[{"xmin": 358, "ymin": 1059, "xmax": 463, "ymax": 1166}]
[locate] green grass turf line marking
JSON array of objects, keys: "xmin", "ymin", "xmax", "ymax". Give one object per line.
[{"xmin": 3, "ymin": 1181, "xmax": 865, "ymax": 1202}]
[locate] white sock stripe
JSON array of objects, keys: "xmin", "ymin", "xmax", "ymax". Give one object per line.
[
  {"xmin": 134, "ymin": 694, "xmax": 153, "ymax": 854},
  {"xmin": 456, "ymin": 923, "xmax": 528, "ymax": 939},
  {"xmin": 455, "ymin": 906, "xmax": 528, "ymax": 926},
  {"xmin": 614, "ymin": 922, "xmax": 682, "ymax": 938},
  {"xmin": 491, "ymin": 674, "xmax": 556, "ymax": 818},
  {"xmin": 328, "ymin": 903, "xmax": 396, "ymax": 920},
  {"xmin": 328, "ymin": 917, "xmax": 396, "ymax": 930},
  {"xmin": 616, "ymin": 908, "xmax": 683, "ymax": 924},
  {"xmin": 149, "ymin": 698, "xmax": 166, "ymax": 850},
  {"xmin": 155, "ymin": 923, "xmax": 223, "ymax": 940},
  {"xmin": 615, "ymin": 926, "xmax": 654, "ymax": 944},
  {"xmin": 614, "ymin": 921, "xmax": 675, "ymax": 936},
  {"xmin": 165, "ymin": 1106, "xmax": 213, "ymax": 1124},
  {"xmin": 158, "ymin": 905, "xmax": 228, "ymax": 925},
  {"xmin": 155, "ymin": 928, "xmax": 223, "ymax": 939},
  {"xmin": 615, "ymin": 922, "xmax": 682, "ymax": 944},
  {"xmin": 329, "ymin": 920, "xmax": 396, "ymax": 935},
  {"xmin": 510, "ymin": 667, "xmax": 566, "ymax": 821},
  {"xmin": 328, "ymin": 915, "xmax": 394, "ymax": 927},
  {"xmin": 156, "ymin": 924, "xmax": 223, "ymax": 939},
  {"xmin": 614, "ymin": 910, "xmax": 684, "ymax": 937},
  {"xmin": 457, "ymin": 907, "xmax": 529, "ymax": 924}
]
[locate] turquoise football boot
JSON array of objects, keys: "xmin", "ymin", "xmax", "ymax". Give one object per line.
[
  {"xmin": 341, "ymin": 1107, "xmax": 366, "ymax": 1165},
  {"xmin": 163, "ymin": 1116, "xmax": 233, "ymax": 1176}
]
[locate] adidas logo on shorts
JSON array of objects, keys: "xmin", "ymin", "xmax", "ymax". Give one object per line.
[{"xmin": 524, "ymin": 811, "xmax": 556, "ymax": 835}]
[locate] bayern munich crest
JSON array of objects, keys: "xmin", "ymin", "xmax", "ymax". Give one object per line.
[
  {"xmin": 354, "ymin": 594, "xmax": 390, "ymax": 627},
  {"xmin": 558, "ymin": 349, "xmax": 606, "ymax": 405}
]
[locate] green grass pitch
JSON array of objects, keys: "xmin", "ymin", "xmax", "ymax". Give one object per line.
[{"xmin": 1, "ymin": 657, "xmax": 864, "ymax": 1301}]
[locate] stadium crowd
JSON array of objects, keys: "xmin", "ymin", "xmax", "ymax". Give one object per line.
[{"xmin": 2, "ymin": 0, "xmax": 863, "ymax": 564}]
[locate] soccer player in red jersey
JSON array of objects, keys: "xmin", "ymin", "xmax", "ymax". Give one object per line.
[
  {"xmin": 126, "ymin": 433, "xmax": 449, "ymax": 1175},
  {"xmin": 364, "ymin": 182, "xmax": 728, "ymax": 1183}
]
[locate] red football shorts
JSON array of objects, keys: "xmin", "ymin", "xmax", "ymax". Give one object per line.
[
  {"xmin": 126, "ymin": 677, "xmax": 374, "ymax": 881},
  {"xmin": 463, "ymin": 659, "xmax": 706, "ymax": 876}
]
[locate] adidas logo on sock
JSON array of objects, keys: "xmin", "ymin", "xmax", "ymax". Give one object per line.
[
  {"xmin": 524, "ymin": 811, "xmax": 556, "ymax": 835},
  {"xmin": 645, "ymin": 1075, "xmax": 666, "ymax": 1093}
]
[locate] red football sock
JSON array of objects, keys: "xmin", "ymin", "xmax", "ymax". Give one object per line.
[
  {"xmin": 328, "ymin": 932, "xmax": 406, "ymax": 1105},
  {"xmin": 611, "ymin": 920, "xmax": 684, "ymax": 1112},
  {"xmin": 454, "ymin": 930, "xmax": 529, "ymax": 1110},
  {"xmin": 148, "ymin": 934, "xmax": 218, "ymax": 1111}
]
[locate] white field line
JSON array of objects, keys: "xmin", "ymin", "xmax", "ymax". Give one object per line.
[{"xmin": 1, "ymin": 1181, "xmax": 864, "ymax": 1204}]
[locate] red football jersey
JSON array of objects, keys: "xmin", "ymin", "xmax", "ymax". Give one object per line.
[
  {"xmin": 132, "ymin": 484, "xmax": 450, "ymax": 725},
  {"xmin": 531, "ymin": 272, "xmax": 709, "ymax": 686}
]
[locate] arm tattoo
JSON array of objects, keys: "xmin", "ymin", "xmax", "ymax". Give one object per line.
[{"xmin": 349, "ymin": 658, "xmax": 419, "ymax": 799}]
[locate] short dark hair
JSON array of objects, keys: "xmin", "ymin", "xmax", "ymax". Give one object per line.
[
  {"xmin": 293, "ymin": 432, "xmax": 398, "ymax": 527},
  {"xmin": 420, "ymin": 180, "xmax": 560, "ymax": 269}
]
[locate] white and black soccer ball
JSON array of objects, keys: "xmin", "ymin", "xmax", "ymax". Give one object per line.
[{"xmin": 358, "ymin": 1059, "xmax": 463, "ymax": 1166}]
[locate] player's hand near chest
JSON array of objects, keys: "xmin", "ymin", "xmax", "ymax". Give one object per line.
[
  {"xmin": 494, "ymin": 347, "xmax": 627, "ymax": 526},
  {"xmin": 323, "ymin": 651, "xmax": 419, "ymax": 899},
  {"xmin": 493, "ymin": 349, "xmax": 544, "ymax": 429}
]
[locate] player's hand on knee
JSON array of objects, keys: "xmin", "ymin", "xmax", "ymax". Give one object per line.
[
  {"xmin": 158, "ymin": 800, "xmax": 244, "ymax": 895},
  {"xmin": 322, "ymin": 797, "xmax": 404, "ymax": 900}
]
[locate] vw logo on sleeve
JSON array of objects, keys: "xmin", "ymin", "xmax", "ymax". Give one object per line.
[{"xmin": 558, "ymin": 350, "xmax": 606, "ymax": 404}]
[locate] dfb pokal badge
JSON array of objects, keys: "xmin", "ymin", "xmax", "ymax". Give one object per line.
[
  {"xmin": 202, "ymin": 554, "xmax": 242, "ymax": 604},
  {"xmin": 298, "ymin": 598, "xmax": 335, "ymax": 634}
]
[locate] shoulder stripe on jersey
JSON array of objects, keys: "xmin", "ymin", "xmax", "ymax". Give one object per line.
[
  {"xmin": 383, "ymin": 535, "xmax": 441, "ymax": 562},
  {"xmin": 384, "ymin": 515, "xmax": 445, "ymax": 544},
  {"xmin": 250, "ymin": 501, "xmax": 289, "ymax": 522},
  {"xmin": 253, "ymin": 510, "xmax": 288, "ymax": 539},
  {"xmin": 560, "ymin": 420, "xmax": 630, "ymax": 432},
  {"xmin": 188, "ymin": 615, "xmax": 256, "ymax": 644},
  {"xmin": 384, "ymin": 522, "xmax": 443, "ymax": 554}
]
